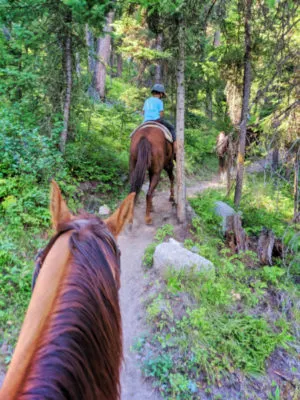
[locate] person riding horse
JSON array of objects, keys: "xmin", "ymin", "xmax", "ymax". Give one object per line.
[{"xmin": 142, "ymin": 84, "xmax": 177, "ymax": 154}]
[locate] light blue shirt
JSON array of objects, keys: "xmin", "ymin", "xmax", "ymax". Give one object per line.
[{"xmin": 143, "ymin": 97, "xmax": 164, "ymax": 122}]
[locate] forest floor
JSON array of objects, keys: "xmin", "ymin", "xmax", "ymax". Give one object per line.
[{"xmin": 119, "ymin": 174, "xmax": 223, "ymax": 399}]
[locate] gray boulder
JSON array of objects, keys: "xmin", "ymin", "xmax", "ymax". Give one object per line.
[
  {"xmin": 153, "ymin": 238, "xmax": 214, "ymax": 274},
  {"xmin": 214, "ymin": 201, "xmax": 236, "ymax": 233},
  {"xmin": 99, "ymin": 205, "xmax": 111, "ymax": 216}
]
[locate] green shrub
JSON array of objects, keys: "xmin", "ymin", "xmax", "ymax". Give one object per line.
[{"xmin": 143, "ymin": 224, "xmax": 174, "ymax": 267}]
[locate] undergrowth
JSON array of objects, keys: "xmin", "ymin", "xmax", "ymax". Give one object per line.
[
  {"xmin": 143, "ymin": 224, "xmax": 174, "ymax": 268},
  {"xmin": 138, "ymin": 174, "xmax": 299, "ymax": 399}
]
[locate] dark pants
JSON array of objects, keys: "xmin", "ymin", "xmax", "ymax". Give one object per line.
[{"xmin": 157, "ymin": 119, "xmax": 176, "ymax": 142}]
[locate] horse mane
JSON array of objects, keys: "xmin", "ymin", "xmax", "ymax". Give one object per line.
[{"xmin": 19, "ymin": 215, "xmax": 122, "ymax": 400}]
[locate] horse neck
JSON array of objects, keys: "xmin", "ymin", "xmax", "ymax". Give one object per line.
[
  {"xmin": 0, "ymin": 232, "xmax": 72, "ymax": 400},
  {"xmin": 1, "ymin": 226, "xmax": 122, "ymax": 400}
]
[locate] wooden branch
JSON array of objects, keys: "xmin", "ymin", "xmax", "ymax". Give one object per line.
[{"xmin": 273, "ymin": 370, "xmax": 296, "ymax": 387}]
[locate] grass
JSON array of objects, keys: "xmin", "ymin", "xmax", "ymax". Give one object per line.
[
  {"xmin": 143, "ymin": 224, "xmax": 174, "ymax": 268},
  {"xmin": 138, "ymin": 172, "xmax": 299, "ymax": 399}
]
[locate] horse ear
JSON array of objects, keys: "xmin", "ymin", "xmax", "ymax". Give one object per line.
[
  {"xmin": 105, "ymin": 193, "xmax": 136, "ymax": 237},
  {"xmin": 50, "ymin": 180, "xmax": 72, "ymax": 231}
]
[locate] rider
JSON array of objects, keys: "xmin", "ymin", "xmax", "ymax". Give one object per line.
[{"xmin": 142, "ymin": 84, "xmax": 177, "ymax": 154}]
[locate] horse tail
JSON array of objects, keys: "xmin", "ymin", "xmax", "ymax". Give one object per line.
[{"xmin": 130, "ymin": 137, "xmax": 152, "ymax": 195}]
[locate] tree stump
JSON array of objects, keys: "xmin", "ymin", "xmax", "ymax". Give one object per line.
[
  {"xmin": 257, "ymin": 228, "xmax": 275, "ymax": 265},
  {"xmin": 225, "ymin": 214, "xmax": 248, "ymax": 253}
]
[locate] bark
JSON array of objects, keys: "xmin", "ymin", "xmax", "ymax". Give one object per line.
[
  {"xmin": 213, "ymin": 30, "xmax": 221, "ymax": 47},
  {"xmin": 86, "ymin": 25, "xmax": 98, "ymax": 100},
  {"xmin": 60, "ymin": 12, "xmax": 72, "ymax": 153},
  {"xmin": 85, "ymin": 25, "xmax": 96, "ymax": 74},
  {"xmin": 226, "ymin": 137, "xmax": 235, "ymax": 196},
  {"xmin": 75, "ymin": 52, "xmax": 81, "ymax": 76},
  {"xmin": 94, "ymin": 11, "xmax": 114, "ymax": 100},
  {"xmin": 234, "ymin": 0, "xmax": 252, "ymax": 207},
  {"xmin": 137, "ymin": 60, "xmax": 147, "ymax": 86},
  {"xmin": 155, "ymin": 33, "xmax": 163, "ymax": 83},
  {"xmin": 225, "ymin": 215, "xmax": 248, "ymax": 253},
  {"xmin": 176, "ymin": 19, "xmax": 186, "ymax": 224},
  {"xmin": 205, "ymin": 89, "xmax": 213, "ymax": 120},
  {"xmin": 117, "ymin": 53, "xmax": 123, "ymax": 77},
  {"xmin": 293, "ymin": 148, "xmax": 300, "ymax": 222},
  {"xmin": 225, "ymin": 81, "xmax": 242, "ymax": 126},
  {"xmin": 272, "ymin": 147, "xmax": 279, "ymax": 171},
  {"xmin": 257, "ymin": 228, "xmax": 275, "ymax": 265}
]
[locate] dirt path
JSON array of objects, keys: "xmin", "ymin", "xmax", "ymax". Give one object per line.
[{"xmin": 119, "ymin": 176, "xmax": 223, "ymax": 399}]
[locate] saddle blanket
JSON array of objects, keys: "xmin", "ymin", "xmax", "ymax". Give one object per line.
[{"xmin": 130, "ymin": 121, "xmax": 173, "ymax": 143}]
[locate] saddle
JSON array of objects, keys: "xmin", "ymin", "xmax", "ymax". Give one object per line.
[{"xmin": 130, "ymin": 121, "xmax": 173, "ymax": 143}]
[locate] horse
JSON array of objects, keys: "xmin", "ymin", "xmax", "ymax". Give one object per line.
[
  {"xmin": 129, "ymin": 124, "xmax": 175, "ymax": 224},
  {"xmin": 216, "ymin": 131, "xmax": 229, "ymax": 177},
  {"xmin": 0, "ymin": 181, "xmax": 135, "ymax": 400}
]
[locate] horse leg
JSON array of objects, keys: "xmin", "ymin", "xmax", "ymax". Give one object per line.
[
  {"xmin": 148, "ymin": 171, "xmax": 154, "ymax": 212},
  {"xmin": 165, "ymin": 164, "xmax": 175, "ymax": 203},
  {"xmin": 145, "ymin": 173, "xmax": 160, "ymax": 225}
]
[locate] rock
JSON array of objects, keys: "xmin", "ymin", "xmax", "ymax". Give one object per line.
[
  {"xmin": 141, "ymin": 182, "xmax": 149, "ymax": 194},
  {"xmin": 215, "ymin": 201, "xmax": 236, "ymax": 233},
  {"xmin": 153, "ymin": 238, "xmax": 214, "ymax": 274},
  {"xmin": 190, "ymin": 246, "xmax": 199, "ymax": 254},
  {"xmin": 99, "ymin": 205, "xmax": 111, "ymax": 216}
]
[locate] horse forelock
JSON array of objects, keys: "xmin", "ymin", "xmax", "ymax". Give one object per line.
[{"xmin": 18, "ymin": 215, "xmax": 122, "ymax": 400}]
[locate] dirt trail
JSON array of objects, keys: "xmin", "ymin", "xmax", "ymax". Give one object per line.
[{"xmin": 119, "ymin": 176, "xmax": 223, "ymax": 399}]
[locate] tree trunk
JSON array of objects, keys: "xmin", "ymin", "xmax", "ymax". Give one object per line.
[
  {"xmin": 155, "ymin": 33, "xmax": 163, "ymax": 83},
  {"xmin": 226, "ymin": 136, "xmax": 234, "ymax": 196},
  {"xmin": 176, "ymin": 19, "xmax": 186, "ymax": 224},
  {"xmin": 137, "ymin": 60, "xmax": 147, "ymax": 86},
  {"xmin": 272, "ymin": 147, "xmax": 279, "ymax": 170},
  {"xmin": 257, "ymin": 228, "xmax": 275, "ymax": 265},
  {"xmin": 293, "ymin": 147, "xmax": 300, "ymax": 222},
  {"xmin": 205, "ymin": 89, "xmax": 213, "ymax": 120},
  {"xmin": 85, "ymin": 25, "xmax": 98, "ymax": 99},
  {"xmin": 75, "ymin": 52, "xmax": 81, "ymax": 76},
  {"xmin": 213, "ymin": 30, "xmax": 221, "ymax": 47},
  {"xmin": 225, "ymin": 215, "xmax": 248, "ymax": 253},
  {"xmin": 117, "ymin": 53, "xmax": 123, "ymax": 77},
  {"xmin": 86, "ymin": 25, "xmax": 96, "ymax": 74},
  {"xmin": 94, "ymin": 11, "xmax": 114, "ymax": 100},
  {"xmin": 234, "ymin": 0, "xmax": 252, "ymax": 207},
  {"xmin": 60, "ymin": 12, "xmax": 72, "ymax": 153}
]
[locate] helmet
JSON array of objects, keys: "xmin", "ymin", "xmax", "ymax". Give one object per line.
[{"xmin": 151, "ymin": 84, "xmax": 166, "ymax": 97}]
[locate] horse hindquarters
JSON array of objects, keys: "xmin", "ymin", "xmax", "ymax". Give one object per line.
[{"xmin": 130, "ymin": 137, "xmax": 152, "ymax": 196}]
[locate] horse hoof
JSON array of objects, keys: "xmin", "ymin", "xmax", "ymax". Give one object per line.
[
  {"xmin": 169, "ymin": 196, "xmax": 174, "ymax": 202},
  {"xmin": 145, "ymin": 216, "xmax": 152, "ymax": 225}
]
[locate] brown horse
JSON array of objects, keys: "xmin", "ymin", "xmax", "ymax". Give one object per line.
[
  {"xmin": 129, "ymin": 125, "xmax": 175, "ymax": 224},
  {"xmin": 0, "ymin": 181, "xmax": 135, "ymax": 400}
]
